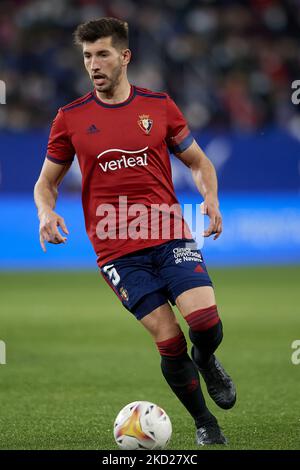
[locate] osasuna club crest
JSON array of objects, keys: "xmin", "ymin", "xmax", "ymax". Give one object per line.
[
  {"xmin": 120, "ymin": 287, "xmax": 129, "ymax": 301},
  {"xmin": 138, "ymin": 114, "xmax": 153, "ymax": 134}
]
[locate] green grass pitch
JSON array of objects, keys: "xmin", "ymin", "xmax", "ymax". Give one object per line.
[{"xmin": 0, "ymin": 266, "xmax": 299, "ymax": 450}]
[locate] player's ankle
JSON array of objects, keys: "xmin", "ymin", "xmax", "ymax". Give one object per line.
[{"xmin": 195, "ymin": 410, "xmax": 217, "ymax": 429}]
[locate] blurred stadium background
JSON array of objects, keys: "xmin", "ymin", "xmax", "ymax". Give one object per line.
[{"xmin": 0, "ymin": 0, "xmax": 300, "ymax": 450}]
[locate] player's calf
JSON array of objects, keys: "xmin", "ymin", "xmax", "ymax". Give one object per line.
[
  {"xmin": 185, "ymin": 305, "xmax": 236, "ymax": 410},
  {"xmin": 156, "ymin": 331, "xmax": 216, "ymax": 429},
  {"xmin": 187, "ymin": 305, "xmax": 223, "ymax": 368}
]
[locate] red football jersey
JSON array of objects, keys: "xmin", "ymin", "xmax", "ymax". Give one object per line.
[{"xmin": 47, "ymin": 85, "xmax": 194, "ymax": 266}]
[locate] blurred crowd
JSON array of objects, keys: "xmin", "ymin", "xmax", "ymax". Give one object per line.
[{"xmin": 0, "ymin": 0, "xmax": 299, "ymax": 132}]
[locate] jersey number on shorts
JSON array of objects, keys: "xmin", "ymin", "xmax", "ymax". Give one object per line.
[{"xmin": 102, "ymin": 264, "xmax": 121, "ymax": 286}]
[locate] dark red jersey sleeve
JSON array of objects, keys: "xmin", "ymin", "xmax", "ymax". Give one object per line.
[
  {"xmin": 166, "ymin": 95, "xmax": 194, "ymax": 154},
  {"xmin": 46, "ymin": 108, "xmax": 75, "ymax": 165}
]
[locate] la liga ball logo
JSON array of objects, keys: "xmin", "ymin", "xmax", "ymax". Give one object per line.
[{"xmin": 114, "ymin": 401, "xmax": 172, "ymax": 450}]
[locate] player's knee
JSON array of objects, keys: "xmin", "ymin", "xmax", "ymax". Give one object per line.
[
  {"xmin": 150, "ymin": 317, "xmax": 181, "ymax": 343},
  {"xmin": 185, "ymin": 305, "xmax": 223, "ymax": 349},
  {"xmin": 156, "ymin": 330, "xmax": 187, "ymax": 358}
]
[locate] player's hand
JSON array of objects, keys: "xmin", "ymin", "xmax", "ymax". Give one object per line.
[
  {"xmin": 39, "ymin": 210, "xmax": 69, "ymax": 252},
  {"xmin": 201, "ymin": 197, "xmax": 222, "ymax": 240}
]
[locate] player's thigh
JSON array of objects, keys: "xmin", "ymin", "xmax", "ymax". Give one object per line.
[
  {"xmin": 175, "ymin": 286, "xmax": 216, "ymax": 318},
  {"xmin": 101, "ymin": 253, "xmax": 166, "ymax": 313},
  {"xmin": 156, "ymin": 239, "xmax": 215, "ymax": 318},
  {"xmin": 140, "ymin": 303, "xmax": 181, "ymax": 342}
]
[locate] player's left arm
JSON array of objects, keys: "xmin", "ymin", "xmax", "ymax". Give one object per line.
[{"xmin": 174, "ymin": 139, "xmax": 222, "ymax": 240}]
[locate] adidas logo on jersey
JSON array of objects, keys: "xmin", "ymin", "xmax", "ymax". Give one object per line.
[
  {"xmin": 97, "ymin": 147, "xmax": 149, "ymax": 173},
  {"xmin": 87, "ymin": 124, "xmax": 100, "ymax": 134}
]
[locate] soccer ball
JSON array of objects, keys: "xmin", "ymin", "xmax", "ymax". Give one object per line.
[{"xmin": 113, "ymin": 401, "xmax": 172, "ymax": 450}]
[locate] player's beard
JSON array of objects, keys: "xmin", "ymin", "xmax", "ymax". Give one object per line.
[{"xmin": 93, "ymin": 59, "xmax": 123, "ymax": 97}]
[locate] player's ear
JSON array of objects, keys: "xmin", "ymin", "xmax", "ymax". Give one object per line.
[{"xmin": 122, "ymin": 49, "xmax": 131, "ymax": 65}]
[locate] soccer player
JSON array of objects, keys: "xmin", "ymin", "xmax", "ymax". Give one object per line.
[{"xmin": 34, "ymin": 17, "xmax": 236, "ymax": 446}]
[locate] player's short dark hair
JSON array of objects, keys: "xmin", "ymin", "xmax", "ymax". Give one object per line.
[{"xmin": 74, "ymin": 17, "xmax": 129, "ymax": 50}]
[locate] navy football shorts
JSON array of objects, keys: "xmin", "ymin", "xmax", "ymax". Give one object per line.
[{"xmin": 100, "ymin": 239, "xmax": 213, "ymax": 320}]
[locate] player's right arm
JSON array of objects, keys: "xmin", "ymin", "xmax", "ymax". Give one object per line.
[
  {"xmin": 34, "ymin": 159, "xmax": 71, "ymax": 252},
  {"xmin": 35, "ymin": 107, "xmax": 75, "ymax": 251}
]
